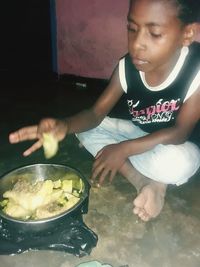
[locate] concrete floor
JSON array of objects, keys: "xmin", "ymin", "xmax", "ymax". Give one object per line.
[{"xmin": 0, "ymin": 78, "xmax": 200, "ymax": 267}]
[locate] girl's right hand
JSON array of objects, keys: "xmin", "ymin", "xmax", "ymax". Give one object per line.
[{"xmin": 9, "ymin": 118, "xmax": 68, "ymax": 156}]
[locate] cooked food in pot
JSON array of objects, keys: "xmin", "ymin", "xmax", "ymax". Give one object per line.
[{"xmin": 0, "ymin": 173, "xmax": 84, "ymax": 220}]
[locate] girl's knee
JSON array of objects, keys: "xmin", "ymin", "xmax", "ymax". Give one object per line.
[
  {"xmin": 132, "ymin": 142, "xmax": 200, "ymax": 185},
  {"xmin": 152, "ymin": 142, "xmax": 200, "ymax": 184}
]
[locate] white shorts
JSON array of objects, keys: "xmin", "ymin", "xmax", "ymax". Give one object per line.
[{"xmin": 76, "ymin": 117, "xmax": 200, "ymax": 185}]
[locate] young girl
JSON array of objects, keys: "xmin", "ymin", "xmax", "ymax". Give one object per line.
[{"xmin": 9, "ymin": 0, "xmax": 200, "ymax": 221}]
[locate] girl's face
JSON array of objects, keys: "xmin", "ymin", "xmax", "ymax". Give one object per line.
[{"xmin": 127, "ymin": 0, "xmax": 189, "ymax": 76}]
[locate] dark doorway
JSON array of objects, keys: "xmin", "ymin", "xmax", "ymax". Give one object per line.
[{"xmin": 0, "ymin": 0, "xmax": 55, "ymax": 80}]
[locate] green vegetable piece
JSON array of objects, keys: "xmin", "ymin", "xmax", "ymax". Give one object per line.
[{"xmin": 0, "ymin": 199, "xmax": 8, "ymax": 208}]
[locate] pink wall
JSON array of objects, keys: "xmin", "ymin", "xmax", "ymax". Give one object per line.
[
  {"xmin": 56, "ymin": 0, "xmax": 200, "ymax": 79},
  {"xmin": 56, "ymin": 0, "xmax": 129, "ymax": 79}
]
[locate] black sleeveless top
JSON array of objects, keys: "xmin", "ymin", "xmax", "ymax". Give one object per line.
[{"xmin": 119, "ymin": 42, "xmax": 200, "ymax": 146}]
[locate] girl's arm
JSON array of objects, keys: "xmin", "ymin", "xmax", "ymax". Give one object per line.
[
  {"xmin": 65, "ymin": 67, "xmax": 124, "ymax": 134},
  {"xmin": 9, "ymin": 66, "xmax": 124, "ymax": 156}
]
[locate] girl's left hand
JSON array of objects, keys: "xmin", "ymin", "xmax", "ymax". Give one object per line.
[{"xmin": 91, "ymin": 143, "xmax": 128, "ymax": 185}]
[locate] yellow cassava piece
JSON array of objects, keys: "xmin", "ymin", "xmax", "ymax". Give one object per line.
[{"xmin": 42, "ymin": 133, "xmax": 58, "ymax": 159}]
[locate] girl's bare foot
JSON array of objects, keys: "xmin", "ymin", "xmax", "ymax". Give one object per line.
[
  {"xmin": 119, "ymin": 161, "xmax": 167, "ymax": 221},
  {"xmin": 133, "ymin": 182, "xmax": 167, "ymax": 221}
]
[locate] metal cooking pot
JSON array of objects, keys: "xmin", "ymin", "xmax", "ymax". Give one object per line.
[{"xmin": 0, "ymin": 164, "xmax": 89, "ymax": 233}]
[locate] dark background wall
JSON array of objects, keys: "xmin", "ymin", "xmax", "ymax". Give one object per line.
[{"xmin": 0, "ymin": 0, "xmax": 53, "ymax": 79}]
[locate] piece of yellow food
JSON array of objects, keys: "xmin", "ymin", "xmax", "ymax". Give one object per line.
[
  {"xmin": 35, "ymin": 196, "xmax": 80, "ymax": 219},
  {"xmin": 0, "ymin": 175, "xmax": 84, "ymax": 220},
  {"xmin": 42, "ymin": 133, "xmax": 58, "ymax": 159}
]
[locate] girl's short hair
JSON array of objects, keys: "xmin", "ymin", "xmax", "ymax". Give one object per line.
[
  {"xmin": 129, "ymin": 0, "xmax": 200, "ymax": 24},
  {"xmin": 176, "ymin": 0, "xmax": 200, "ymax": 24}
]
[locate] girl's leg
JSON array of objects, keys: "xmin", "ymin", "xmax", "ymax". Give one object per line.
[
  {"xmin": 76, "ymin": 116, "xmax": 148, "ymax": 158},
  {"xmin": 120, "ymin": 142, "xmax": 200, "ymax": 221},
  {"xmin": 76, "ymin": 117, "xmax": 166, "ymax": 221},
  {"xmin": 76, "ymin": 117, "xmax": 200, "ymax": 221},
  {"xmin": 76, "ymin": 116, "xmax": 149, "ymax": 188},
  {"xmin": 129, "ymin": 141, "xmax": 200, "ymax": 185}
]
